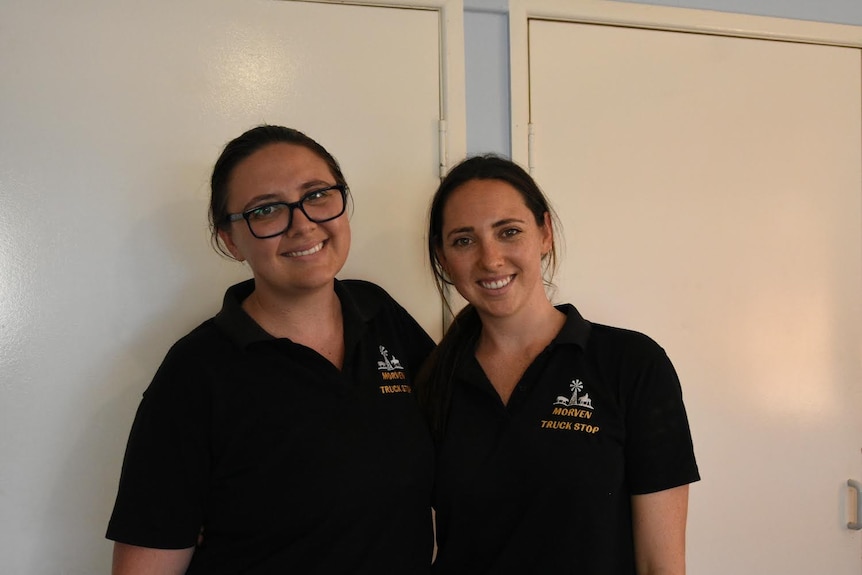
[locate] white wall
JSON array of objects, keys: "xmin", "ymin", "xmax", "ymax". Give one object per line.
[{"xmin": 463, "ymin": 0, "xmax": 862, "ymax": 155}]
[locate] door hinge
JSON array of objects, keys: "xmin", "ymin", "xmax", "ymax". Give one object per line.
[{"xmin": 439, "ymin": 119, "xmax": 448, "ymax": 179}]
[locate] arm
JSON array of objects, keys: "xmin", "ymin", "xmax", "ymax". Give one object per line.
[
  {"xmin": 631, "ymin": 484, "xmax": 690, "ymax": 575},
  {"xmin": 112, "ymin": 542, "xmax": 195, "ymax": 575}
]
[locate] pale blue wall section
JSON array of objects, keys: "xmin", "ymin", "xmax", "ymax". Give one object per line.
[
  {"xmin": 465, "ymin": 8, "xmax": 510, "ymax": 157},
  {"xmin": 463, "ymin": 0, "xmax": 862, "ymax": 156},
  {"xmin": 464, "ymin": 0, "xmax": 510, "ymax": 155}
]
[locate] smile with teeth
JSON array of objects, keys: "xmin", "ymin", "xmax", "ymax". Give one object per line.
[
  {"xmin": 479, "ymin": 275, "xmax": 513, "ymax": 290},
  {"xmin": 285, "ymin": 241, "xmax": 324, "ymax": 257}
]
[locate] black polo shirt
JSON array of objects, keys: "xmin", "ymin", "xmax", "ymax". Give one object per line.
[
  {"xmin": 107, "ymin": 279, "xmax": 436, "ymax": 574},
  {"xmin": 432, "ymin": 304, "xmax": 699, "ymax": 574}
]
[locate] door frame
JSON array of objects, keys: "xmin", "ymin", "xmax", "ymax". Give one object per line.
[
  {"xmin": 302, "ymin": 0, "xmax": 467, "ymax": 175},
  {"xmin": 508, "ymin": 0, "xmax": 862, "ymax": 166}
]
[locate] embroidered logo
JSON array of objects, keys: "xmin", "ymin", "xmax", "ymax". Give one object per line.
[
  {"xmin": 541, "ymin": 379, "xmax": 600, "ymax": 434},
  {"xmin": 377, "ymin": 346, "xmax": 403, "ymax": 372},
  {"xmin": 377, "ymin": 345, "xmax": 410, "ymax": 392},
  {"xmin": 554, "ymin": 379, "xmax": 593, "ymax": 409}
]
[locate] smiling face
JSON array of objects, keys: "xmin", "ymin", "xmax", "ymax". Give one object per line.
[
  {"xmin": 218, "ymin": 142, "xmax": 351, "ymax": 298},
  {"xmin": 437, "ymin": 178, "xmax": 552, "ymax": 320}
]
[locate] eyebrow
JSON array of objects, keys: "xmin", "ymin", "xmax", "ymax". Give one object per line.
[
  {"xmin": 241, "ymin": 193, "xmax": 282, "ymax": 211},
  {"xmin": 445, "ymin": 217, "xmax": 526, "ymax": 239},
  {"xmin": 299, "ymin": 179, "xmax": 336, "ymax": 191}
]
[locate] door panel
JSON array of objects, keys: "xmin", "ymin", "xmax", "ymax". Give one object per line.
[
  {"xmin": 0, "ymin": 1, "xmax": 463, "ymax": 571},
  {"xmin": 520, "ymin": 11, "xmax": 862, "ymax": 575}
]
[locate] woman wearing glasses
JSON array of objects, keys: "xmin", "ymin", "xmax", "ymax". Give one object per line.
[{"xmin": 107, "ymin": 125, "xmax": 435, "ymax": 574}]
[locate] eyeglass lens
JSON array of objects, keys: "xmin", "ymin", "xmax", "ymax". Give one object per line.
[{"xmin": 246, "ymin": 186, "xmax": 345, "ymax": 238}]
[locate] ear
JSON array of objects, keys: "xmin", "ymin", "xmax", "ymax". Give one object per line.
[
  {"xmin": 540, "ymin": 211, "xmax": 554, "ymax": 255},
  {"xmin": 435, "ymin": 246, "xmax": 449, "ymax": 275},
  {"xmin": 218, "ymin": 228, "xmax": 245, "ymax": 261}
]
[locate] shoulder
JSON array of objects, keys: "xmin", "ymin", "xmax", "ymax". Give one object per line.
[
  {"xmin": 338, "ymin": 279, "xmax": 434, "ymax": 356},
  {"xmin": 587, "ymin": 322, "xmax": 668, "ymax": 361},
  {"xmin": 337, "ymin": 278, "xmax": 413, "ymax": 320},
  {"xmin": 143, "ymin": 318, "xmax": 232, "ymax": 401},
  {"xmin": 576, "ymin": 320, "xmax": 681, "ymax": 391},
  {"xmin": 338, "ymin": 278, "xmax": 397, "ymax": 304},
  {"xmin": 161, "ymin": 318, "xmax": 229, "ymax": 365}
]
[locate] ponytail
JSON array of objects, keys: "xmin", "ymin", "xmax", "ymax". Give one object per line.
[{"xmin": 416, "ymin": 305, "xmax": 481, "ymax": 442}]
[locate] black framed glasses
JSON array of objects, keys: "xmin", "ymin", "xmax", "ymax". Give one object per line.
[{"xmin": 225, "ymin": 184, "xmax": 348, "ymax": 239}]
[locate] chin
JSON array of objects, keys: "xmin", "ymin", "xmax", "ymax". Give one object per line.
[{"xmin": 291, "ymin": 272, "xmax": 338, "ymax": 291}]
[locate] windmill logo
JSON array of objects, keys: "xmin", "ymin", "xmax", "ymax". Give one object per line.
[
  {"xmin": 377, "ymin": 346, "xmax": 404, "ymax": 372},
  {"xmin": 554, "ymin": 379, "xmax": 593, "ymax": 410}
]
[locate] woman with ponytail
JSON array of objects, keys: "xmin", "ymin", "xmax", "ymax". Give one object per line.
[{"xmin": 419, "ymin": 155, "xmax": 699, "ymax": 575}]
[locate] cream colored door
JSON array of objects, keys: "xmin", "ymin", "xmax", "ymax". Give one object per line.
[
  {"xmin": 511, "ymin": 1, "xmax": 862, "ymax": 573},
  {"xmin": 0, "ymin": 0, "xmax": 464, "ymax": 571}
]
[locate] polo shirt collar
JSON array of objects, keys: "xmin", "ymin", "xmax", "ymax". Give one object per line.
[
  {"xmin": 551, "ymin": 303, "xmax": 591, "ymax": 350},
  {"xmin": 334, "ymin": 280, "xmax": 372, "ymax": 362},
  {"xmin": 212, "ymin": 278, "xmax": 374, "ymax": 350},
  {"xmin": 457, "ymin": 303, "xmax": 591, "ymax": 397},
  {"xmin": 212, "ymin": 279, "xmax": 272, "ymax": 348}
]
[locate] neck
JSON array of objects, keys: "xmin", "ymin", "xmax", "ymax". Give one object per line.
[
  {"xmin": 473, "ymin": 299, "xmax": 565, "ymax": 406},
  {"xmin": 243, "ymin": 280, "xmax": 346, "ymax": 369},
  {"xmin": 243, "ymin": 280, "xmax": 341, "ymax": 340},
  {"xmin": 477, "ymin": 299, "xmax": 564, "ymax": 354}
]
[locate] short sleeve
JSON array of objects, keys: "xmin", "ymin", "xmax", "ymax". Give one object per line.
[
  {"xmin": 622, "ymin": 342, "xmax": 699, "ymax": 495},
  {"xmin": 106, "ymin": 345, "xmax": 211, "ymax": 548}
]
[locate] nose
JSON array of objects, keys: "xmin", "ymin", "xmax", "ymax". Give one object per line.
[
  {"xmin": 478, "ymin": 240, "xmax": 504, "ymax": 269},
  {"xmin": 285, "ymin": 204, "xmax": 315, "ymax": 234}
]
